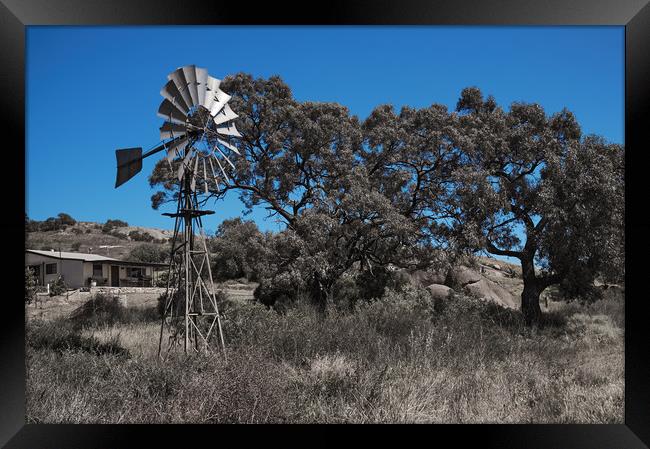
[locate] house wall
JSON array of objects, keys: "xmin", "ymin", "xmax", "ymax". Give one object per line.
[
  {"xmin": 83, "ymin": 262, "xmax": 110, "ymax": 284},
  {"xmin": 25, "ymin": 253, "xmax": 84, "ymax": 288}
]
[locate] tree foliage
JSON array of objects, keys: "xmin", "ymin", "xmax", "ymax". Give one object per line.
[
  {"xmin": 147, "ymin": 74, "xmax": 624, "ymax": 323},
  {"xmin": 448, "ymin": 87, "xmax": 624, "ymax": 323},
  {"xmin": 127, "ymin": 243, "xmax": 168, "ymax": 264}
]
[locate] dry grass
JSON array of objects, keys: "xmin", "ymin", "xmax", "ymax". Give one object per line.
[{"xmin": 25, "ymin": 288, "xmax": 624, "ymax": 423}]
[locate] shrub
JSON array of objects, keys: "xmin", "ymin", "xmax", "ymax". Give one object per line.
[
  {"xmin": 128, "ymin": 243, "xmax": 167, "ymax": 264},
  {"xmin": 57, "ymin": 213, "xmax": 76, "ymax": 226},
  {"xmin": 102, "ymin": 219, "xmax": 128, "ymax": 233},
  {"xmin": 128, "ymin": 230, "xmax": 155, "ymax": 242},
  {"xmin": 71, "ymin": 242, "xmax": 81, "ymax": 251},
  {"xmin": 70, "ymin": 293, "xmax": 158, "ymax": 329},
  {"xmin": 355, "ymin": 267, "xmax": 410, "ymax": 301},
  {"xmin": 49, "ymin": 276, "xmax": 67, "ymax": 296},
  {"xmin": 27, "ymin": 318, "xmax": 128, "ymax": 356},
  {"xmin": 25, "ymin": 267, "xmax": 37, "ymax": 304}
]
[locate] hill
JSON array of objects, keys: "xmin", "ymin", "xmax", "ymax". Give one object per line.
[{"xmin": 26, "ymin": 221, "xmax": 174, "ymax": 261}]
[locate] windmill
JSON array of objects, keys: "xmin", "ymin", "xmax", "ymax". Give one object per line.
[{"xmin": 114, "ymin": 65, "xmax": 242, "ymax": 357}]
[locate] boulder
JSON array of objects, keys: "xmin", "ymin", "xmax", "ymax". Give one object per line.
[
  {"xmin": 463, "ymin": 279, "xmax": 518, "ymax": 309},
  {"xmin": 445, "ymin": 266, "xmax": 482, "ymax": 288},
  {"xmin": 426, "ymin": 284, "xmax": 453, "ymax": 301},
  {"xmin": 404, "ymin": 269, "xmax": 447, "ymax": 287}
]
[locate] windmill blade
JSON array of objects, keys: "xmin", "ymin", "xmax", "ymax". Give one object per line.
[
  {"xmin": 213, "ymin": 103, "xmax": 239, "ymax": 125},
  {"xmin": 157, "ymin": 99, "xmax": 187, "ymax": 125},
  {"xmin": 182, "ymin": 65, "xmax": 199, "ymax": 107},
  {"xmin": 195, "ymin": 67, "xmax": 208, "ymax": 106},
  {"xmin": 177, "ymin": 146, "xmax": 194, "ymax": 180},
  {"xmin": 208, "ymin": 156, "xmax": 221, "ymax": 190},
  {"xmin": 167, "ymin": 68, "xmax": 193, "ymax": 111},
  {"xmin": 160, "ymin": 122, "xmax": 187, "ymax": 140},
  {"xmin": 190, "ymin": 155, "xmax": 199, "ymax": 191},
  {"xmin": 160, "ymin": 80, "xmax": 190, "ymax": 114},
  {"xmin": 209, "ymin": 89, "xmax": 232, "ymax": 116},
  {"xmin": 217, "ymin": 138, "xmax": 240, "ymax": 155},
  {"xmin": 216, "ymin": 123, "xmax": 242, "ymax": 138},
  {"xmin": 211, "ymin": 152, "xmax": 230, "ymax": 183},
  {"xmin": 202, "ymin": 76, "xmax": 221, "ymax": 110},
  {"xmin": 202, "ymin": 157, "xmax": 209, "ymax": 194},
  {"xmin": 165, "ymin": 136, "xmax": 190, "ymax": 162},
  {"xmin": 215, "ymin": 146, "xmax": 236, "ymax": 170}
]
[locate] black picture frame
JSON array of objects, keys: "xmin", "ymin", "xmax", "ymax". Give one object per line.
[{"xmin": 4, "ymin": 1, "xmax": 649, "ymax": 447}]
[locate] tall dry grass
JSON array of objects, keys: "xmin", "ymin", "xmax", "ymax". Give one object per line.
[{"xmin": 26, "ymin": 287, "xmax": 624, "ymax": 423}]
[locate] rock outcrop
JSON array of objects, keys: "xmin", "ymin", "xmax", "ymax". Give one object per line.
[{"xmin": 426, "ymin": 284, "xmax": 453, "ymax": 301}]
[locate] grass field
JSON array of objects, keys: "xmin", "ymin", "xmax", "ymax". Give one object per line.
[{"xmin": 25, "ymin": 285, "xmax": 623, "ymax": 424}]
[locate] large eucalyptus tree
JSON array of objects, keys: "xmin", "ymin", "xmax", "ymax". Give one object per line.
[{"xmin": 449, "ymin": 87, "xmax": 624, "ymax": 324}]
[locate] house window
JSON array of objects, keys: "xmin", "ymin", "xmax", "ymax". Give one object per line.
[
  {"xmin": 93, "ymin": 264, "xmax": 103, "ymax": 277},
  {"xmin": 127, "ymin": 267, "xmax": 144, "ymax": 278},
  {"xmin": 45, "ymin": 263, "xmax": 57, "ymax": 275}
]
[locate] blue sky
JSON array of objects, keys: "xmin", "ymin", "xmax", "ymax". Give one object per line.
[{"xmin": 26, "ymin": 26, "xmax": 624, "ymax": 239}]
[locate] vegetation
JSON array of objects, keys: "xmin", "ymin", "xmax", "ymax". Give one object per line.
[
  {"xmin": 26, "ymin": 287, "xmax": 623, "ymax": 423},
  {"xmin": 128, "ymin": 230, "xmax": 155, "ymax": 242},
  {"xmin": 49, "ymin": 276, "xmax": 67, "ymax": 296},
  {"xmin": 149, "ymin": 74, "xmax": 623, "ymax": 325},
  {"xmin": 128, "ymin": 243, "xmax": 168, "ymax": 264},
  {"xmin": 448, "ymin": 88, "xmax": 625, "ymax": 324},
  {"xmin": 26, "ymin": 212, "xmax": 77, "ymax": 232},
  {"xmin": 25, "ymin": 267, "xmax": 37, "ymax": 304},
  {"xmin": 102, "ymin": 219, "xmax": 129, "ymax": 234}
]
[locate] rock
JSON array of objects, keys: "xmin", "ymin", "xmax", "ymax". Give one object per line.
[
  {"xmin": 426, "ymin": 284, "xmax": 453, "ymax": 300},
  {"xmin": 463, "ymin": 279, "xmax": 518, "ymax": 309},
  {"xmin": 408, "ymin": 269, "xmax": 447, "ymax": 287},
  {"xmin": 445, "ymin": 266, "xmax": 482, "ymax": 288}
]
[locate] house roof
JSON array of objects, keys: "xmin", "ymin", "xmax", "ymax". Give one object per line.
[
  {"xmin": 25, "ymin": 249, "xmax": 168, "ymax": 267},
  {"xmin": 26, "ymin": 249, "xmax": 118, "ymax": 262}
]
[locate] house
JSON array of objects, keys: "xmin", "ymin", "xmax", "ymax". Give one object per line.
[{"xmin": 25, "ymin": 249, "xmax": 167, "ymax": 289}]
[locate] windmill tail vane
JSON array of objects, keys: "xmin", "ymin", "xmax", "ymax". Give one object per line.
[{"xmin": 113, "ymin": 65, "xmax": 242, "ymax": 357}]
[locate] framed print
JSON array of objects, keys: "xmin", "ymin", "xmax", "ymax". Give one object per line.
[{"xmin": 4, "ymin": 0, "xmax": 649, "ymax": 447}]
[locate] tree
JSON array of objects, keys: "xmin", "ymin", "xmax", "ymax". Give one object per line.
[
  {"xmin": 128, "ymin": 243, "xmax": 167, "ymax": 264},
  {"xmin": 449, "ymin": 87, "xmax": 624, "ymax": 324},
  {"xmin": 209, "ymin": 218, "xmax": 270, "ymax": 281},
  {"xmin": 103, "ymin": 219, "xmax": 128, "ymax": 233},
  {"xmin": 149, "ymin": 74, "xmax": 435, "ymax": 311},
  {"xmin": 57, "ymin": 213, "xmax": 76, "ymax": 226}
]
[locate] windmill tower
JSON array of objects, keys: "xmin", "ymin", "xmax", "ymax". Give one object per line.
[{"xmin": 114, "ymin": 65, "xmax": 242, "ymax": 358}]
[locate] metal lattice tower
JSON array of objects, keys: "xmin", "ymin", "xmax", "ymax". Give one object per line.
[{"xmin": 158, "ymin": 171, "xmax": 226, "ymax": 357}]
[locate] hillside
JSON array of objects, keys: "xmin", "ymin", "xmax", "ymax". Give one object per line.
[{"xmin": 26, "ymin": 221, "xmax": 174, "ymax": 261}]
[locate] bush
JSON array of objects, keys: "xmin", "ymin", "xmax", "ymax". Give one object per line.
[
  {"xmin": 102, "ymin": 219, "xmax": 128, "ymax": 234},
  {"xmin": 49, "ymin": 276, "xmax": 67, "ymax": 296},
  {"xmin": 27, "ymin": 318, "xmax": 128, "ymax": 356},
  {"xmin": 71, "ymin": 242, "xmax": 81, "ymax": 251},
  {"xmin": 71, "ymin": 228, "xmax": 84, "ymax": 235},
  {"xmin": 57, "ymin": 213, "xmax": 76, "ymax": 226},
  {"xmin": 128, "ymin": 230, "xmax": 154, "ymax": 242},
  {"xmin": 128, "ymin": 244, "xmax": 167, "ymax": 264},
  {"xmin": 355, "ymin": 266, "xmax": 411, "ymax": 301},
  {"xmin": 25, "ymin": 267, "xmax": 37, "ymax": 304},
  {"xmin": 70, "ymin": 293, "xmax": 158, "ymax": 329}
]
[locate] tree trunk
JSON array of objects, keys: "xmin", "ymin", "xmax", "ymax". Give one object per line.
[
  {"xmin": 521, "ymin": 281, "xmax": 542, "ymax": 326},
  {"xmin": 520, "ymin": 255, "xmax": 542, "ymax": 325},
  {"xmin": 310, "ymin": 276, "xmax": 332, "ymax": 316}
]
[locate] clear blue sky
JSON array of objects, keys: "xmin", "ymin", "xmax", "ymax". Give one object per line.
[{"xmin": 26, "ymin": 26, "xmax": 624, "ymax": 238}]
